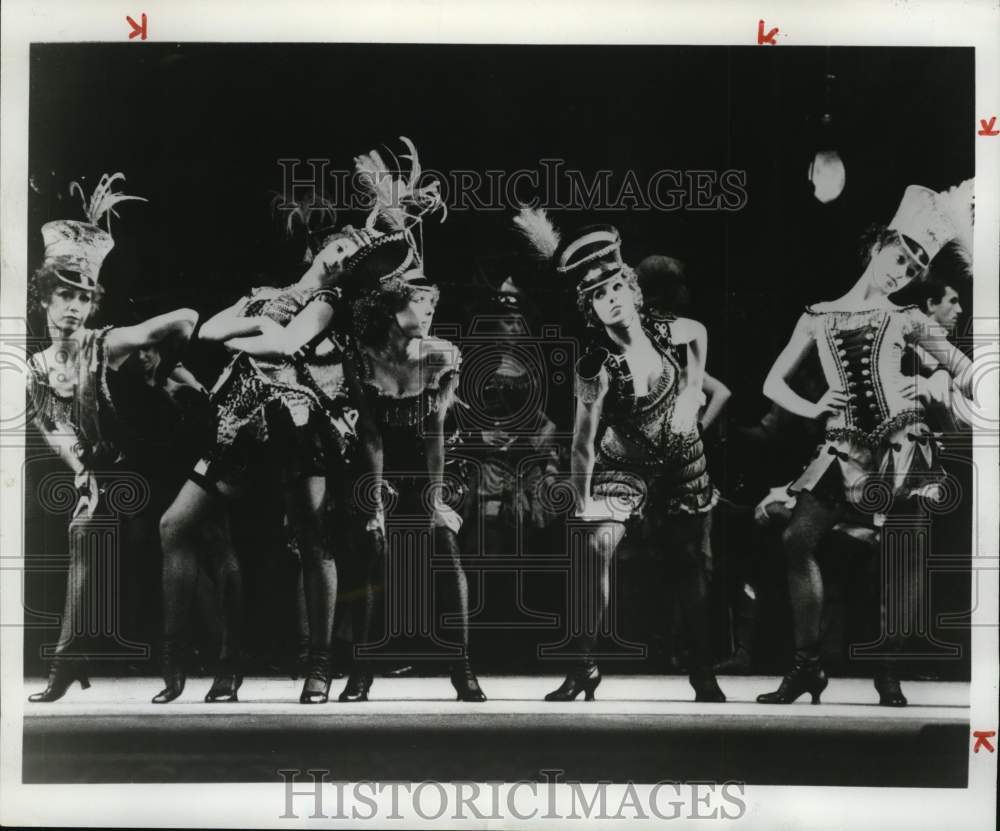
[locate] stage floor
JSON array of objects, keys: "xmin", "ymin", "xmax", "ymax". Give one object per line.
[{"xmin": 22, "ymin": 675, "xmax": 970, "ymax": 787}]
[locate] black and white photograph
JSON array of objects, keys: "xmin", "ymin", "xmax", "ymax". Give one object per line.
[{"xmin": 1, "ymin": 0, "xmax": 997, "ymax": 828}]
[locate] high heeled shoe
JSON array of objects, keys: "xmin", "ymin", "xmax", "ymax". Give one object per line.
[
  {"xmin": 545, "ymin": 661, "xmax": 601, "ymax": 702},
  {"xmin": 450, "ymin": 659, "xmax": 487, "ymax": 702},
  {"xmin": 338, "ymin": 668, "xmax": 374, "ymax": 702},
  {"xmin": 757, "ymin": 651, "xmax": 828, "ymax": 704},
  {"xmin": 299, "ymin": 651, "xmax": 332, "ymax": 704},
  {"xmin": 205, "ymin": 659, "xmax": 243, "ymax": 703},
  {"xmin": 152, "ymin": 639, "xmax": 186, "ymax": 704},
  {"xmin": 690, "ymin": 670, "xmax": 726, "ymax": 703},
  {"xmin": 28, "ymin": 658, "xmax": 91, "ymax": 703},
  {"xmin": 874, "ymin": 664, "xmax": 908, "ymax": 707}
]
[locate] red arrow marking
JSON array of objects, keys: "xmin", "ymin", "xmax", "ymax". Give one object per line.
[
  {"xmin": 972, "ymin": 730, "xmax": 996, "ymax": 753},
  {"xmin": 978, "ymin": 117, "xmax": 999, "ymax": 136},
  {"xmin": 127, "ymin": 12, "xmax": 147, "ymax": 41},
  {"xmin": 758, "ymin": 20, "xmax": 779, "ymax": 45}
]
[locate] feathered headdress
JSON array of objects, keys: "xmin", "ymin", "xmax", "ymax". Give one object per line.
[
  {"xmin": 338, "ymin": 138, "xmax": 445, "ymax": 298},
  {"xmin": 41, "ymin": 173, "xmax": 146, "ymax": 292},
  {"xmin": 68, "ymin": 172, "xmax": 146, "ymax": 233},
  {"xmin": 513, "ymin": 206, "xmax": 561, "ymax": 262},
  {"xmin": 354, "ymin": 136, "xmax": 447, "ymax": 235},
  {"xmin": 513, "ymin": 207, "xmax": 625, "ymax": 297},
  {"xmin": 935, "ymin": 178, "xmax": 974, "ymax": 272},
  {"xmin": 888, "ymin": 178, "xmax": 974, "ymax": 277},
  {"xmin": 271, "ymin": 191, "xmax": 339, "ymax": 263}
]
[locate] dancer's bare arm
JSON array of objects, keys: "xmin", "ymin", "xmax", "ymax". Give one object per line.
[
  {"xmin": 763, "ymin": 313, "xmax": 846, "ymax": 420},
  {"xmin": 223, "ymin": 299, "xmax": 335, "ymax": 359},
  {"xmin": 105, "ymin": 308, "xmax": 199, "ymax": 370}
]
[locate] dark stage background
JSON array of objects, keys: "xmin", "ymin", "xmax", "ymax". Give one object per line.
[{"xmin": 23, "ymin": 44, "xmax": 975, "ymax": 678}]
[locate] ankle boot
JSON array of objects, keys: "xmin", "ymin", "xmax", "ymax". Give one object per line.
[
  {"xmin": 690, "ymin": 669, "xmax": 726, "ymax": 703},
  {"xmin": 205, "ymin": 657, "xmax": 243, "ymax": 703},
  {"xmin": 300, "ymin": 651, "xmax": 332, "ymax": 704},
  {"xmin": 545, "ymin": 660, "xmax": 602, "ymax": 702},
  {"xmin": 28, "ymin": 658, "xmax": 91, "ymax": 703},
  {"xmin": 450, "ymin": 659, "xmax": 487, "ymax": 702},
  {"xmin": 757, "ymin": 647, "xmax": 828, "ymax": 704},
  {"xmin": 152, "ymin": 639, "xmax": 186, "ymax": 704},
  {"xmin": 874, "ymin": 663, "xmax": 908, "ymax": 707},
  {"xmin": 339, "ymin": 666, "xmax": 374, "ymax": 702}
]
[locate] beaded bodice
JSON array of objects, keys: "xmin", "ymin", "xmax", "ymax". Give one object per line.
[
  {"xmin": 806, "ymin": 304, "xmax": 932, "ymax": 447},
  {"xmin": 356, "ymin": 339, "xmax": 461, "ymax": 469},
  {"xmin": 582, "ymin": 317, "xmax": 698, "ymax": 468},
  {"xmin": 29, "ymin": 327, "xmax": 120, "ymax": 468}
]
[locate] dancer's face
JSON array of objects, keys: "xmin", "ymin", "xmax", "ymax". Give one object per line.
[
  {"xmin": 396, "ymin": 286, "xmax": 438, "ymax": 338},
  {"xmin": 314, "ymin": 234, "xmax": 363, "ymax": 281},
  {"xmin": 589, "ymin": 276, "xmax": 639, "ymax": 327},
  {"xmin": 928, "ymin": 285, "xmax": 962, "ymax": 331},
  {"xmin": 137, "ymin": 345, "xmax": 162, "ymax": 379},
  {"xmin": 869, "ymin": 238, "xmax": 925, "ymax": 295},
  {"xmin": 43, "ymin": 284, "xmax": 93, "ymax": 335},
  {"xmin": 497, "ymin": 312, "xmax": 526, "ymax": 338}
]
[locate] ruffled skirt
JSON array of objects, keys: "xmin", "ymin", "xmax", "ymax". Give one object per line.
[
  {"xmin": 790, "ymin": 421, "xmax": 945, "ymax": 511},
  {"xmin": 204, "ymin": 356, "xmax": 359, "ymax": 489}
]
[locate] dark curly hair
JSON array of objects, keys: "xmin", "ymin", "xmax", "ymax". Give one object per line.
[
  {"xmin": 858, "ymin": 224, "xmax": 903, "ymax": 270},
  {"xmin": 575, "ymin": 265, "xmax": 644, "ymax": 329},
  {"xmin": 352, "ymin": 276, "xmax": 441, "ymax": 346},
  {"xmin": 28, "ymin": 264, "xmax": 104, "ymax": 318}
]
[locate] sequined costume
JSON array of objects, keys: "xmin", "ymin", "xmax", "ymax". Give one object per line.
[
  {"xmin": 201, "ymin": 284, "xmax": 359, "ymax": 489},
  {"xmin": 354, "ymin": 337, "xmax": 461, "ymax": 508},
  {"xmin": 29, "ymin": 327, "xmax": 122, "ymax": 486},
  {"xmin": 789, "ymin": 304, "xmax": 943, "ymax": 507},
  {"xmin": 581, "ymin": 316, "xmax": 718, "ymax": 517}
]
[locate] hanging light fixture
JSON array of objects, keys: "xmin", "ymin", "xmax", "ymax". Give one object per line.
[{"xmin": 808, "ymin": 66, "xmax": 846, "ymax": 204}]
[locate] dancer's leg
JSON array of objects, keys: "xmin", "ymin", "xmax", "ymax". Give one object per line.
[
  {"xmin": 285, "ymin": 475, "xmax": 337, "ymax": 702},
  {"xmin": 544, "ymin": 520, "xmax": 627, "ymax": 702},
  {"xmin": 153, "ymin": 478, "xmax": 224, "ymax": 702}
]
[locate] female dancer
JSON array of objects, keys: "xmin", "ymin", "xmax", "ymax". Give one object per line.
[
  {"xmin": 335, "ymin": 239, "xmax": 488, "ymax": 703},
  {"xmin": 335, "ymin": 138, "xmax": 486, "ymax": 702},
  {"xmin": 28, "ymin": 174, "xmax": 200, "ymax": 701},
  {"xmin": 514, "ymin": 211, "xmax": 726, "ymax": 703},
  {"xmin": 756, "ymin": 180, "xmax": 974, "ymax": 706},
  {"xmin": 154, "ymin": 223, "xmax": 376, "ymax": 704}
]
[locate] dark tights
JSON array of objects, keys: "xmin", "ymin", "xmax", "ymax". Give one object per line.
[
  {"xmin": 780, "ymin": 491, "xmax": 846, "ymax": 653},
  {"xmin": 352, "ymin": 523, "xmax": 470, "ymax": 664},
  {"xmin": 159, "ymin": 479, "xmax": 243, "ymax": 665},
  {"xmin": 573, "ymin": 511, "xmax": 715, "ymax": 672}
]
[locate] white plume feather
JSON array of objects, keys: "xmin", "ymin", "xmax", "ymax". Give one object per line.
[
  {"xmin": 513, "ymin": 206, "xmax": 561, "ymax": 261},
  {"xmin": 69, "ymin": 172, "xmax": 146, "ymax": 232},
  {"xmin": 938, "ymin": 178, "xmax": 974, "ymax": 271}
]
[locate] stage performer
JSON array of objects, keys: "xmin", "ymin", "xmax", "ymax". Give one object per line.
[
  {"xmin": 514, "ymin": 210, "xmax": 726, "ymax": 703},
  {"xmin": 27, "ymin": 174, "xmax": 200, "ymax": 702},
  {"xmin": 756, "ymin": 180, "xmax": 974, "ymax": 707}
]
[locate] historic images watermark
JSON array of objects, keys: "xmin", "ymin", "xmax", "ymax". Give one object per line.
[
  {"xmin": 275, "ymin": 158, "xmax": 750, "ymax": 214},
  {"xmin": 278, "ymin": 769, "xmax": 748, "ymax": 821}
]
